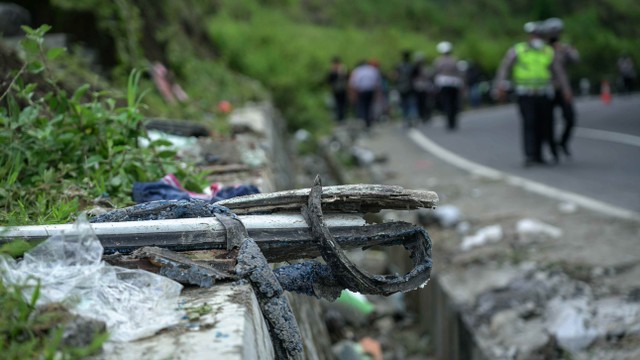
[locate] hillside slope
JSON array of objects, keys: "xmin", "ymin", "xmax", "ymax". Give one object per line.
[{"xmin": 208, "ymin": 0, "xmax": 639, "ymax": 131}]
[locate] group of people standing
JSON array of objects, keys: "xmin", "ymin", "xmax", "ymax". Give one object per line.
[
  {"xmin": 327, "ymin": 57, "xmax": 388, "ymax": 129},
  {"xmin": 394, "ymin": 42, "xmax": 466, "ymax": 130},
  {"xmin": 326, "ymin": 42, "xmax": 466, "ymax": 131},
  {"xmin": 494, "ymin": 17, "xmax": 579, "ymax": 167},
  {"xmin": 327, "ymin": 17, "xmax": 583, "ymax": 168}
]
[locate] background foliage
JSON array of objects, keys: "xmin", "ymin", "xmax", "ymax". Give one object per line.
[
  {"xmin": 207, "ymin": 0, "xmax": 640, "ymax": 132},
  {"xmin": 18, "ymin": 0, "xmax": 639, "ymax": 134}
]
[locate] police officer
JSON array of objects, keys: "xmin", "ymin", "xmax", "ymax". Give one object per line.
[
  {"xmin": 543, "ymin": 18, "xmax": 579, "ymax": 156},
  {"xmin": 495, "ymin": 22, "xmax": 572, "ymax": 166}
]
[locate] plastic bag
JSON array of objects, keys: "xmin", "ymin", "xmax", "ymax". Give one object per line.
[{"xmin": 0, "ymin": 215, "xmax": 184, "ymax": 341}]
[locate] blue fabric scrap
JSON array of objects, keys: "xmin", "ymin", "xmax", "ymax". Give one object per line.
[{"xmin": 131, "ymin": 182, "xmax": 259, "ymax": 204}]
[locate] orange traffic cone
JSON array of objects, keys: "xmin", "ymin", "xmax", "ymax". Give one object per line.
[{"xmin": 600, "ymin": 80, "xmax": 611, "ymax": 104}]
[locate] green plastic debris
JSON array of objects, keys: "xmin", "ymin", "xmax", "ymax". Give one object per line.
[{"xmin": 336, "ymin": 290, "xmax": 375, "ymax": 315}]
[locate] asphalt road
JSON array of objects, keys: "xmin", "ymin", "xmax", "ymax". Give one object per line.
[{"xmin": 415, "ymin": 94, "xmax": 640, "ymax": 213}]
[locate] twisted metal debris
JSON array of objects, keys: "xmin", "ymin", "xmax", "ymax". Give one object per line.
[{"xmin": 0, "ymin": 178, "xmax": 436, "ymax": 357}]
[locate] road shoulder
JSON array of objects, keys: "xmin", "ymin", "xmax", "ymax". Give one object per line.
[{"xmin": 359, "ymin": 122, "xmax": 640, "ymax": 359}]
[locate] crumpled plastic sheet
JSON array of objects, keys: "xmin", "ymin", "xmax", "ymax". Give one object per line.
[{"xmin": 0, "ymin": 215, "xmax": 184, "ymax": 342}]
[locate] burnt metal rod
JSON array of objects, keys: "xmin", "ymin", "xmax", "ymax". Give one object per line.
[{"xmin": 0, "ymin": 214, "xmax": 366, "ymax": 255}]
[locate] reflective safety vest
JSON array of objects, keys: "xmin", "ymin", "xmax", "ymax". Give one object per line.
[{"xmin": 513, "ymin": 42, "xmax": 554, "ymax": 87}]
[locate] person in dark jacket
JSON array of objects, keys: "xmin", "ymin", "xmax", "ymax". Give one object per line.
[
  {"xmin": 412, "ymin": 52, "xmax": 434, "ymax": 124},
  {"xmin": 434, "ymin": 41, "xmax": 465, "ymax": 130},
  {"xmin": 326, "ymin": 57, "xmax": 349, "ymax": 122},
  {"xmin": 543, "ymin": 18, "xmax": 580, "ymax": 157},
  {"xmin": 393, "ymin": 50, "xmax": 417, "ymax": 127}
]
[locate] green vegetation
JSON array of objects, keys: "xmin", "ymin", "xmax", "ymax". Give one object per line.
[
  {"xmin": 208, "ymin": 0, "xmax": 640, "ymax": 133},
  {"xmin": 0, "ymin": 26, "xmax": 207, "ymax": 225},
  {"xmin": 47, "ymin": 0, "xmax": 269, "ymax": 122},
  {"xmin": 1, "ymin": 241, "xmax": 108, "ymax": 359},
  {"xmin": 22, "ymin": 0, "xmax": 638, "ymax": 135},
  {"xmin": 0, "ymin": 280, "xmax": 108, "ymax": 359},
  {"xmin": 0, "ymin": 24, "xmax": 203, "ymax": 358}
]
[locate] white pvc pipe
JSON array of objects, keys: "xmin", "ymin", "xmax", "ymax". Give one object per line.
[{"xmin": 0, "ymin": 214, "xmax": 366, "ymax": 242}]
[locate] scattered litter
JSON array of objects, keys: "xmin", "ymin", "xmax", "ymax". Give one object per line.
[
  {"xmin": 294, "ymin": 129, "xmax": 311, "ymax": 142},
  {"xmin": 217, "ymin": 100, "xmax": 232, "ymax": 114},
  {"xmin": 333, "ymin": 340, "xmax": 367, "ymax": 360},
  {"xmin": 139, "ymin": 129, "xmax": 197, "ymax": 149},
  {"xmin": 434, "ymin": 204, "xmax": 462, "ymax": 228},
  {"xmin": 416, "ymin": 205, "xmax": 463, "ymax": 229},
  {"xmin": 229, "ymin": 107, "xmax": 268, "ymax": 136},
  {"xmin": 460, "ymin": 224, "xmax": 503, "ymax": 251},
  {"xmin": 358, "ymin": 336, "xmax": 383, "ymax": 360},
  {"xmin": 0, "ymin": 215, "xmax": 184, "ymax": 342},
  {"xmin": 332, "ymin": 337, "xmax": 382, "ymax": 360},
  {"xmin": 215, "ymin": 331, "xmax": 230, "ymax": 338},
  {"xmin": 150, "ymin": 62, "xmax": 188, "ymax": 104},
  {"xmin": 516, "ymin": 218, "xmax": 563, "ymax": 243},
  {"xmin": 336, "ymin": 290, "xmax": 375, "ymax": 315},
  {"xmin": 471, "ymin": 267, "xmax": 640, "ymax": 356},
  {"xmin": 132, "ymin": 173, "xmax": 260, "ymax": 203},
  {"xmin": 456, "ymin": 220, "xmax": 471, "ymax": 235},
  {"xmin": 558, "ymin": 201, "xmax": 578, "ymax": 214},
  {"xmin": 186, "ymin": 323, "xmax": 200, "ymax": 331},
  {"xmin": 236, "ymin": 136, "xmax": 269, "ymax": 168},
  {"xmin": 144, "ymin": 119, "xmax": 210, "ymax": 138},
  {"xmin": 546, "ymin": 298, "xmax": 599, "ymax": 353},
  {"xmin": 350, "ymin": 146, "xmax": 376, "ymax": 166}
]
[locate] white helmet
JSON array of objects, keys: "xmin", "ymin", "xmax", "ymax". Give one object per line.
[
  {"xmin": 437, "ymin": 41, "xmax": 453, "ymax": 54},
  {"xmin": 543, "ymin": 17, "xmax": 564, "ymax": 35},
  {"xmin": 523, "ymin": 21, "xmax": 538, "ymax": 34}
]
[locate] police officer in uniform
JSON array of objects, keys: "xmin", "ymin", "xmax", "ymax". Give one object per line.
[
  {"xmin": 495, "ymin": 22, "xmax": 572, "ymax": 166},
  {"xmin": 543, "ymin": 18, "xmax": 579, "ymax": 157}
]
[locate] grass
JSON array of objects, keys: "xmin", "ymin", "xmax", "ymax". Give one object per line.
[{"xmin": 0, "ymin": 241, "xmax": 108, "ymax": 359}]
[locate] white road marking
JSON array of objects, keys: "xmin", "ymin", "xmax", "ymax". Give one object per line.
[
  {"xmin": 575, "ymin": 127, "xmax": 640, "ymax": 147},
  {"xmin": 408, "ymin": 129, "xmax": 640, "ymax": 221}
]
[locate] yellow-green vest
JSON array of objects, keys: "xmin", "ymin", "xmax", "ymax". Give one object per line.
[{"xmin": 513, "ymin": 42, "xmax": 554, "ymax": 87}]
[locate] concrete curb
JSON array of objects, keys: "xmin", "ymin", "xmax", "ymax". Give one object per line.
[{"xmin": 408, "ymin": 128, "xmax": 640, "ymax": 222}]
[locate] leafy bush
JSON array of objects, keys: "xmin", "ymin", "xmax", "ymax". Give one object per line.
[{"xmin": 0, "ymin": 25, "xmax": 204, "ymax": 224}]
